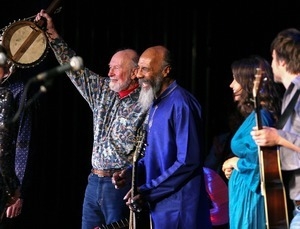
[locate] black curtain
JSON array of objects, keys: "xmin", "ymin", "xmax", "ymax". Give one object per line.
[{"xmin": 1, "ymin": 0, "xmax": 300, "ymax": 228}]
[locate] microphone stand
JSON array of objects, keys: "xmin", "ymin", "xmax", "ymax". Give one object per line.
[{"xmin": 11, "ymin": 77, "xmax": 50, "ymax": 123}]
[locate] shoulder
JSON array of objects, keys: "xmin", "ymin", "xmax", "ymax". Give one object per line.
[
  {"xmin": 294, "ymin": 76, "xmax": 300, "ymax": 89},
  {"xmin": 173, "ymin": 85, "xmax": 200, "ymax": 105}
]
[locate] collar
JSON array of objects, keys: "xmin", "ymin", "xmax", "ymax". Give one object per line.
[
  {"xmin": 153, "ymin": 80, "xmax": 177, "ymax": 104},
  {"xmin": 118, "ymin": 84, "xmax": 139, "ymax": 98}
]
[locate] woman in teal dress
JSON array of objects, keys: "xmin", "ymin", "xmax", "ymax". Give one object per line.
[{"xmin": 222, "ymin": 56, "xmax": 282, "ymax": 229}]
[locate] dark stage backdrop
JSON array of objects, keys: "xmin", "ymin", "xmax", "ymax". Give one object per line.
[{"xmin": 1, "ymin": 0, "xmax": 300, "ymax": 228}]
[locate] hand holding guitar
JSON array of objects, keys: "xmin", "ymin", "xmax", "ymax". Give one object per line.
[
  {"xmin": 251, "ymin": 126, "xmax": 279, "ymax": 146},
  {"xmin": 113, "ymin": 169, "xmax": 145, "ymax": 213},
  {"xmin": 123, "ymin": 190, "xmax": 144, "ymax": 213},
  {"xmin": 251, "ymin": 126, "xmax": 300, "ymax": 152},
  {"xmin": 112, "ymin": 170, "xmax": 128, "ymax": 189}
]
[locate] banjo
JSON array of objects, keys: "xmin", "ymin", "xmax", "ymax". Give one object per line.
[{"xmin": 0, "ymin": 0, "xmax": 62, "ymax": 69}]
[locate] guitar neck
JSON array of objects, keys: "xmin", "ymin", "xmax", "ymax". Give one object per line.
[
  {"xmin": 131, "ymin": 158, "xmax": 138, "ymax": 196},
  {"xmin": 129, "ymin": 133, "xmax": 147, "ymax": 229},
  {"xmin": 131, "ymin": 132, "xmax": 146, "ymax": 197},
  {"xmin": 252, "ymin": 68, "xmax": 290, "ymax": 229},
  {"xmin": 254, "ymin": 96, "xmax": 263, "ymax": 130},
  {"xmin": 253, "ymin": 68, "xmax": 263, "ymax": 129}
]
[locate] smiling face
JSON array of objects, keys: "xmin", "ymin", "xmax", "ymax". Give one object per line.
[
  {"xmin": 136, "ymin": 46, "xmax": 171, "ymax": 111},
  {"xmin": 136, "ymin": 54, "xmax": 164, "ymax": 112},
  {"xmin": 107, "ymin": 49, "xmax": 138, "ymax": 92},
  {"xmin": 137, "ymin": 46, "xmax": 171, "ymax": 94},
  {"xmin": 229, "ymin": 77, "xmax": 242, "ymax": 102}
]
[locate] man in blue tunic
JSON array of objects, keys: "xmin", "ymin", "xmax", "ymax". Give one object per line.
[{"xmin": 113, "ymin": 45, "xmax": 212, "ymax": 229}]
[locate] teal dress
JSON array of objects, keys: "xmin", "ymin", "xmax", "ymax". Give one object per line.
[{"xmin": 229, "ymin": 109, "xmax": 274, "ymax": 229}]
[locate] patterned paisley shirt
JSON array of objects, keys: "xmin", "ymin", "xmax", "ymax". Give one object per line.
[
  {"xmin": 0, "ymin": 87, "xmax": 20, "ymax": 215},
  {"xmin": 49, "ymin": 38, "xmax": 148, "ymax": 170}
]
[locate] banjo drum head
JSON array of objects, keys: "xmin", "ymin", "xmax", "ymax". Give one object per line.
[{"xmin": 1, "ymin": 20, "xmax": 49, "ymax": 68}]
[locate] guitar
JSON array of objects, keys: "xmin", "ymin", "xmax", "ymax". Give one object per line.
[
  {"xmin": 95, "ymin": 133, "xmax": 150, "ymax": 229},
  {"xmin": 94, "ymin": 218, "xmax": 129, "ymax": 229},
  {"xmin": 253, "ymin": 68, "xmax": 289, "ymax": 229},
  {"xmin": 95, "ymin": 167, "xmax": 229, "ymax": 229},
  {"xmin": 128, "ymin": 132, "xmax": 151, "ymax": 229}
]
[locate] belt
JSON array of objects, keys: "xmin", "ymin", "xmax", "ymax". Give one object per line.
[{"xmin": 91, "ymin": 168, "xmax": 122, "ymax": 177}]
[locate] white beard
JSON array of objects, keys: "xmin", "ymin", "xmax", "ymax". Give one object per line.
[
  {"xmin": 109, "ymin": 78, "xmax": 132, "ymax": 92},
  {"xmin": 138, "ymin": 87, "xmax": 154, "ymax": 112}
]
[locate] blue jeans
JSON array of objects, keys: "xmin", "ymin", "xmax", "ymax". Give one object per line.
[{"xmin": 81, "ymin": 173, "xmax": 130, "ymax": 229}]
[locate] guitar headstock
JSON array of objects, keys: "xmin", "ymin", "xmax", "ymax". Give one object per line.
[
  {"xmin": 132, "ymin": 133, "xmax": 147, "ymax": 163},
  {"xmin": 253, "ymin": 68, "xmax": 263, "ymax": 99}
]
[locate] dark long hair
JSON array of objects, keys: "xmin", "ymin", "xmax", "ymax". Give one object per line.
[{"xmin": 231, "ymin": 55, "xmax": 281, "ymax": 121}]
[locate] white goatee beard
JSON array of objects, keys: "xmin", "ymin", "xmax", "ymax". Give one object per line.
[
  {"xmin": 138, "ymin": 87, "xmax": 155, "ymax": 112},
  {"xmin": 109, "ymin": 78, "xmax": 132, "ymax": 92}
]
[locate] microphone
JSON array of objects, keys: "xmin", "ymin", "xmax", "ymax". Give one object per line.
[
  {"xmin": 0, "ymin": 49, "xmax": 7, "ymax": 66},
  {"xmin": 0, "ymin": 44, "xmax": 7, "ymax": 66},
  {"xmin": 34, "ymin": 56, "xmax": 84, "ymax": 81}
]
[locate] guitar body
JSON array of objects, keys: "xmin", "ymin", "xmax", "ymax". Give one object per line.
[
  {"xmin": 96, "ymin": 218, "xmax": 129, "ymax": 229},
  {"xmin": 128, "ymin": 132, "xmax": 151, "ymax": 229},
  {"xmin": 260, "ymin": 146, "xmax": 289, "ymax": 229},
  {"xmin": 95, "ymin": 211, "xmax": 151, "ymax": 229}
]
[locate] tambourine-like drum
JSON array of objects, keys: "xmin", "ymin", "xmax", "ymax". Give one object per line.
[
  {"xmin": 1, "ymin": 20, "xmax": 48, "ymax": 68},
  {"xmin": 0, "ymin": 0, "xmax": 62, "ymax": 69}
]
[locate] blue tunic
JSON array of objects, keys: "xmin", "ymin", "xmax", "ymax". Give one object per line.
[
  {"xmin": 229, "ymin": 110, "xmax": 274, "ymax": 229},
  {"xmin": 138, "ymin": 81, "xmax": 212, "ymax": 229}
]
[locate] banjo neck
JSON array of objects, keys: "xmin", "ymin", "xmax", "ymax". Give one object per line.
[{"xmin": 36, "ymin": 0, "xmax": 62, "ymax": 28}]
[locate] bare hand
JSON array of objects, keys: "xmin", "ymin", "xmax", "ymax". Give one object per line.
[
  {"xmin": 224, "ymin": 168, "xmax": 233, "ymax": 179},
  {"xmin": 124, "ymin": 189, "xmax": 143, "ymax": 212},
  {"xmin": 250, "ymin": 126, "xmax": 279, "ymax": 146},
  {"xmin": 6, "ymin": 198, "xmax": 23, "ymax": 218},
  {"xmin": 35, "ymin": 9, "xmax": 59, "ymax": 41},
  {"xmin": 112, "ymin": 169, "xmax": 127, "ymax": 189},
  {"xmin": 222, "ymin": 156, "xmax": 239, "ymax": 179}
]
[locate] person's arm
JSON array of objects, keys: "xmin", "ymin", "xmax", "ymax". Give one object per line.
[
  {"xmin": 251, "ymin": 126, "xmax": 300, "ymax": 152},
  {"xmin": 112, "ymin": 169, "xmax": 131, "ymax": 189},
  {"xmin": 278, "ymin": 134, "xmax": 300, "ymax": 152},
  {"xmin": 35, "ymin": 9, "xmax": 76, "ymax": 67},
  {"xmin": 4, "ymin": 79, "xmax": 32, "ymax": 218},
  {"xmin": 0, "ymin": 88, "xmax": 20, "ymax": 215}
]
